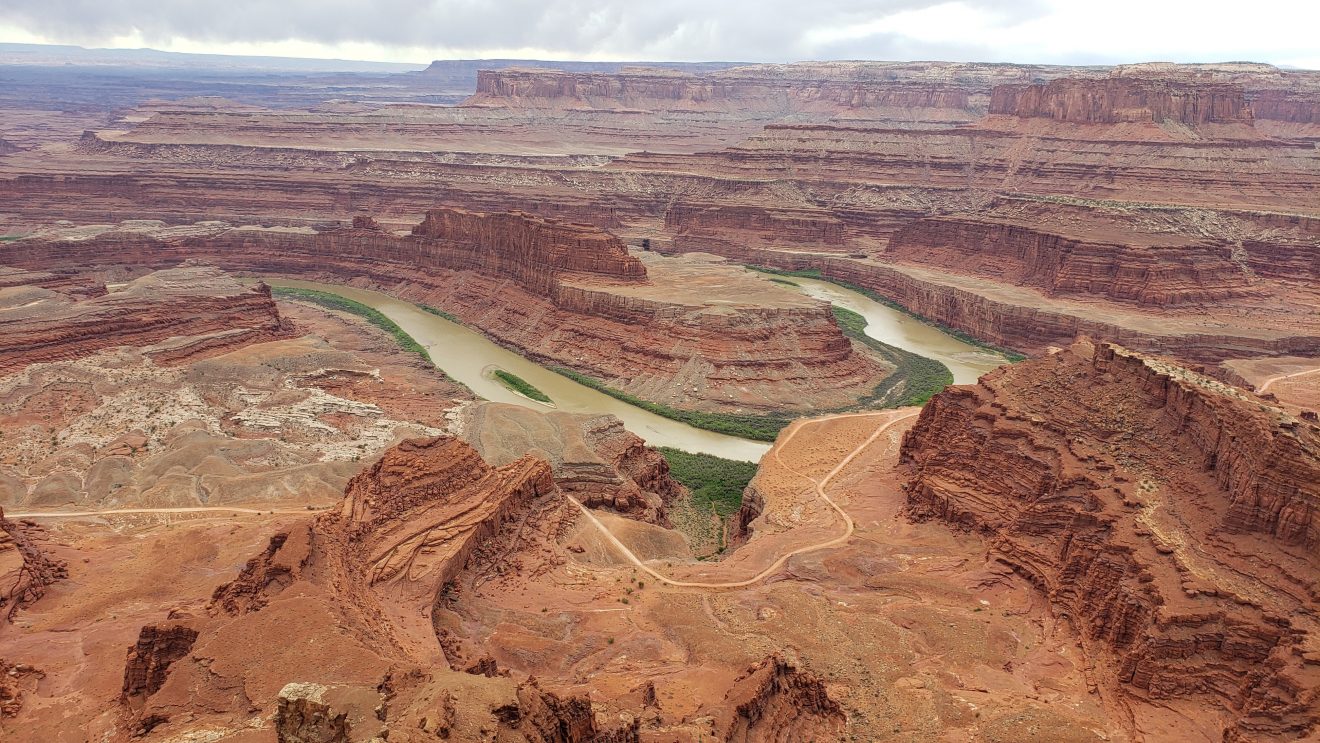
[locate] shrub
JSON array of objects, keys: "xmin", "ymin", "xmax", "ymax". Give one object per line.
[
  {"xmin": 492, "ymin": 369, "xmax": 552, "ymax": 403},
  {"xmin": 659, "ymin": 447, "xmax": 758, "ymax": 518}
]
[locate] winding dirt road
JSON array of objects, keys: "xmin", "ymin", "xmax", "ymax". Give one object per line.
[
  {"xmin": 1257, "ymin": 366, "xmax": 1320, "ymax": 393},
  {"xmin": 13, "ymin": 410, "xmax": 915, "ymax": 591},
  {"xmin": 570, "ymin": 409, "xmax": 918, "ymax": 589}
]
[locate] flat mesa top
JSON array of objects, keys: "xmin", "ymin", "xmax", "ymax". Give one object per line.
[{"xmin": 561, "ymin": 251, "xmax": 820, "ymax": 311}]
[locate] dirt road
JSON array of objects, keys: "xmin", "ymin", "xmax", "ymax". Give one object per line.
[{"xmin": 570, "ymin": 409, "xmax": 918, "ymax": 589}]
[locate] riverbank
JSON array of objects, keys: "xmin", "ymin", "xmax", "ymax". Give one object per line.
[
  {"xmin": 264, "ymin": 278, "xmax": 773, "ymax": 461},
  {"xmin": 265, "ymin": 277, "xmax": 993, "ymax": 453},
  {"xmin": 748, "ymin": 266, "xmax": 1026, "ymax": 363}
]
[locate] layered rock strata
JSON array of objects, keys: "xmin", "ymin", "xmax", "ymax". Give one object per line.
[
  {"xmin": 0, "ymin": 506, "xmax": 68, "ymax": 622},
  {"xmin": 900, "ymin": 342, "xmax": 1320, "ymax": 740},
  {"xmin": 124, "ymin": 436, "xmax": 654, "ymax": 740},
  {"xmin": 462, "ymin": 403, "xmax": 684, "ymax": 524},
  {"xmin": 466, "ymin": 65, "xmax": 983, "ymax": 124},
  {"xmin": 988, "ymin": 77, "xmax": 1253, "ymax": 125},
  {"xmin": 0, "ymin": 266, "xmax": 289, "ymax": 375},
  {"xmin": 1, "ymin": 213, "xmax": 888, "ymax": 413},
  {"xmin": 715, "ymin": 655, "xmax": 846, "ymax": 741},
  {"xmin": 884, "ymin": 201, "xmax": 1262, "ymax": 306}
]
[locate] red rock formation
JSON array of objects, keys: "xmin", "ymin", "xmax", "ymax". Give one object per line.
[
  {"xmin": 1250, "ymin": 90, "xmax": 1320, "ymax": 124},
  {"xmin": 121, "ymin": 624, "xmax": 199, "ymax": 703},
  {"xmin": 411, "ymin": 206, "xmax": 647, "ymax": 288},
  {"xmin": 136, "ymin": 435, "xmax": 666, "ymax": 739},
  {"xmin": 0, "ymin": 660, "xmax": 42, "ymax": 718},
  {"xmin": 467, "ymin": 65, "xmax": 979, "ymax": 121},
  {"xmin": 349, "ymin": 214, "xmax": 380, "ymax": 230},
  {"xmin": 666, "ymin": 202, "xmax": 847, "ymax": 254},
  {"xmin": 209, "ymin": 436, "xmax": 555, "ymax": 650},
  {"xmin": 886, "ymin": 202, "xmax": 1260, "ymax": 305},
  {"xmin": 2, "ymin": 220, "xmax": 887, "ymax": 414},
  {"xmin": 0, "ymin": 266, "xmax": 105, "ymax": 298},
  {"xmin": 462, "ymin": 403, "xmax": 684, "ymax": 524},
  {"xmin": 900, "ymin": 342, "xmax": 1320, "ymax": 740},
  {"xmin": 503, "ymin": 678, "xmax": 641, "ymax": 742},
  {"xmin": 989, "ymin": 77, "xmax": 1253, "ymax": 125},
  {"xmin": 713, "ymin": 654, "xmax": 846, "ymax": 741},
  {"xmin": 0, "ymin": 266, "xmax": 289, "ymax": 375},
  {"xmin": 0, "ymin": 506, "xmax": 68, "ymax": 622},
  {"xmin": 710, "ymin": 246, "xmax": 1317, "ymax": 363}
]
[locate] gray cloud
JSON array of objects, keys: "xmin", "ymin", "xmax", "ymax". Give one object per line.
[
  {"xmin": 0, "ymin": 0, "xmax": 1043, "ymax": 62},
  {"xmin": 3, "ymin": 1, "xmax": 1313, "ymax": 68}
]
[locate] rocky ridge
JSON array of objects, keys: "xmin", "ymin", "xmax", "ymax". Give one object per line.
[
  {"xmin": 461, "ymin": 402, "xmax": 684, "ymax": 524},
  {"xmin": 900, "ymin": 341, "xmax": 1320, "ymax": 740},
  {"xmin": 0, "ymin": 506, "xmax": 68, "ymax": 622},
  {"xmin": 0, "ymin": 265, "xmax": 290, "ymax": 375},
  {"xmin": 988, "ymin": 76, "xmax": 1253, "ymax": 126}
]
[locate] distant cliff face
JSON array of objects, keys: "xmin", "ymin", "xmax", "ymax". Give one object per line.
[
  {"xmin": 467, "ymin": 66, "xmax": 979, "ymax": 118},
  {"xmin": 884, "ymin": 203, "xmax": 1261, "ymax": 306},
  {"xmin": 900, "ymin": 342, "xmax": 1320, "ymax": 739},
  {"xmin": 989, "ymin": 77, "xmax": 1252, "ymax": 125},
  {"xmin": 411, "ymin": 206, "xmax": 647, "ymax": 285}
]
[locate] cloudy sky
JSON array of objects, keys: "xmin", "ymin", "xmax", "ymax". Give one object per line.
[{"xmin": 2, "ymin": 0, "xmax": 1317, "ymax": 68}]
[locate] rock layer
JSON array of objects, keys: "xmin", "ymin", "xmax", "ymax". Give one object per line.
[
  {"xmin": 1, "ymin": 217, "xmax": 888, "ymax": 413},
  {"xmin": 989, "ymin": 77, "xmax": 1253, "ymax": 125},
  {"xmin": 0, "ymin": 506, "xmax": 68, "ymax": 622},
  {"xmin": 715, "ymin": 654, "xmax": 846, "ymax": 741},
  {"xmin": 462, "ymin": 403, "xmax": 684, "ymax": 524},
  {"xmin": 0, "ymin": 266, "xmax": 289, "ymax": 375},
  {"xmin": 900, "ymin": 342, "xmax": 1320, "ymax": 740},
  {"xmin": 885, "ymin": 201, "xmax": 1261, "ymax": 306}
]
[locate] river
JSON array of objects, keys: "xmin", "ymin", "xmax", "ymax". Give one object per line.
[
  {"xmin": 267, "ymin": 279, "xmax": 773, "ymax": 461},
  {"xmin": 265, "ymin": 275, "xmax": 1008, "ymax": 461},
  {"xmin": 780, "ymin": 275, "xmax": 1009, "ymax": 385}
]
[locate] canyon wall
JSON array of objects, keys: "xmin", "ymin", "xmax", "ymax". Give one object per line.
[
  {"xmin": 885, "ymin": 210, "xmax": 1258, "ymax": 306},
  {"xmin": 714, "ymin": 249, "xmax": 1320, "ymax": 362},
  {"xmin": 988, "ymin": 77, "xmax": 1253, "ymax": 125},
  {"xmin": 665, "ymin": 202, "xmax": 848, "ymax": 254},
  {"xmin": 1250, "ymin": 90, "xmax": 1320, "ymax": 124},
  {"xmin": 0, "ymin": 216, "xmax": 885, "ymax": 413},
  {"xmin": 0, "ymin": 266, "xmax": 289, "ymax": 375},
  {"xmin": 466, "ymin": 66, "xmax": 978, "ymax": 120},
  {"xmin": 900, "ymin": 342, "xmax": 1320, "ymax": 739},
  {"xmin": 411, "ymin": 206, "xmax": 647, "ymax": 289}
]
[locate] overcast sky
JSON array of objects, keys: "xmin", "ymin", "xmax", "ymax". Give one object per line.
[{"xmin": 2, "ymin": 1, "xmax": 1317, "ymax": 69}]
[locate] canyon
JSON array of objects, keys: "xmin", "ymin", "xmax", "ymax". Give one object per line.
[
  {"xmin": 0, "ymin": 210, "xmax": 893, "ymax": 415},
  {"xmin": 0, "ymin": 45, "xmax": 1317, "ymax": 743}
]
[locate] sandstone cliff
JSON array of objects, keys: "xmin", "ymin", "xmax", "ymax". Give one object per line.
[
  {"xmin": 2, "ymin": 217, "xmax": 889, "ymax": 414},
  {"xmin": 989, "ymin": 77, "xmax": 1253, "ymax": 126},
  {"xmin": 885, "ymin": 201, "xmax": 1260, "ymax": 306},
  {"xmin": 0, "ymin": 266, "xmax": 289, "ymax": 375},
  {"xmin": 462, "ymin": 403, "xmax": 684, "ymax": 525},
  {"xmin": 411, "ymin": 206, "xmax": 647, "ymax": 289},
  {"xmin": 466, "ymin": 65, "xmax": 980, "ymax": 123},
  {"xmin": 665, "ymin": 202, "xmax": 847, "ymax": 254},
  {"xmin": 900, "ymin": 342, "xmax": 1320, "ymax": 740},
  {"xmin": 0, "ymin": 506, "xmax": 68, "ymax": 622}
]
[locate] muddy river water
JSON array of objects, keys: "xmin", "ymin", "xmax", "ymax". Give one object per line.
[{"xmin": 266, "ymin": 276, "xmax": 1008, "ymax": 461}]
